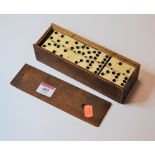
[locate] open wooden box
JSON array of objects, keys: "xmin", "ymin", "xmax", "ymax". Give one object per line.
[{"xmin": 33, "ymin": 23, "xmax": 140, "ymax": 103}]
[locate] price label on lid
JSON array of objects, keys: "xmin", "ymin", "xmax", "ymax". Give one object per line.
[{"xmin": 36, "ymin": 82, "xmax": 56, "ymax": 97}]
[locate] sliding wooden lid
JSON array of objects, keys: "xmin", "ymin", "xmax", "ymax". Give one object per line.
[{"xmin": 10, "ymin": 64, "xmax": 111, "ymax": 127}]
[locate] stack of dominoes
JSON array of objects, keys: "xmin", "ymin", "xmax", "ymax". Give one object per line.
[{"xmin": 42, "ymin": 30, "xmax": 135, "ymax": 88}]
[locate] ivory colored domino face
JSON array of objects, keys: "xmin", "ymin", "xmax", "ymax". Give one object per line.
[
  {"xmin": 51, "ymin": 31, "xmax": 84, "ymax": 50},
  {"xmin": 68, "ymin": 54, "xmax": 88, "ymax": 68},
  {"xmin": 50, "ymin": 31, "xmax": 111, "ymax": 64},
  {"xmin": 42, "ymin": 37, "xmax": 78, "ymax": 60},
  {"xmin": 99, "ymin": 57, "xmax": 135, "ymax": 87},
  {"xmin": 42, "ymin": 31, "xmax": 110, "ymax": 74},
  {"xmin": 99, "ymin": 66, "xmax": 129, "ymax": 87},
  {"xmin": 42, "ymin": 30, "xmax": 135, "ymax": 88},
  {"xmin": 85, "ymin": 61, "xmax": 104, "ymax": 74},
  {"xmin": 106, "ymin": 57, "xmax": 135, "ymax": 77}
]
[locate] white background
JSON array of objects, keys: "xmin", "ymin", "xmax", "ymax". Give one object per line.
[{"xmin": 0, "ymin": 15, "xmax": 155, "ymax": 140}]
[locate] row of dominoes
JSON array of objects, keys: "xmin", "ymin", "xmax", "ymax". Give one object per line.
[
  {"xmin": 99, "ymin": 57, "xmax": 135, "ymax": 87},
  {"xmin": 42, "ymin": 31, "xmax": 135, "ymax": 87},
  {"xmin": 42, "ymin": 31, "xmax": 111, "ymax": 75},
  {"xmin": 50, "ymin": 31, "xmax": 110, "ymax": 63}
]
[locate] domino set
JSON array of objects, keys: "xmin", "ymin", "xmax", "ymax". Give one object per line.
[
  {"xmin": 41, "ymin": 30, "xmax": 135, "ymax": 88},
  {"xmin": 34, "ymin": 24, "xmax": 140, "ymax": 103},
  {"xmin": 11, "ymin": 23, "xmax": 140, "ymax": 127}
]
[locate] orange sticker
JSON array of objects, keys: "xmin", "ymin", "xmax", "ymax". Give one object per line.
[{"xmin": 84, "ymin": 105, "xmax": 93, "ymax": 118}]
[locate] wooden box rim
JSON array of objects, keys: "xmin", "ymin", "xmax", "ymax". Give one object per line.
[{"xmin": 33, "ymin": 23, "xmax": 140, "ymax": 91}]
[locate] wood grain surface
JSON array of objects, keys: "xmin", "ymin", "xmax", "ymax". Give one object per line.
[{"xmin": 10, "ymin": 64, "xmax": 111, "ymax": 127}]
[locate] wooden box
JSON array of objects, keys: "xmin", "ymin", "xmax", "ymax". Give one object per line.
[{"xmin": 33, "ymin": 23, "xmax": 140, "ymax": 103}]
